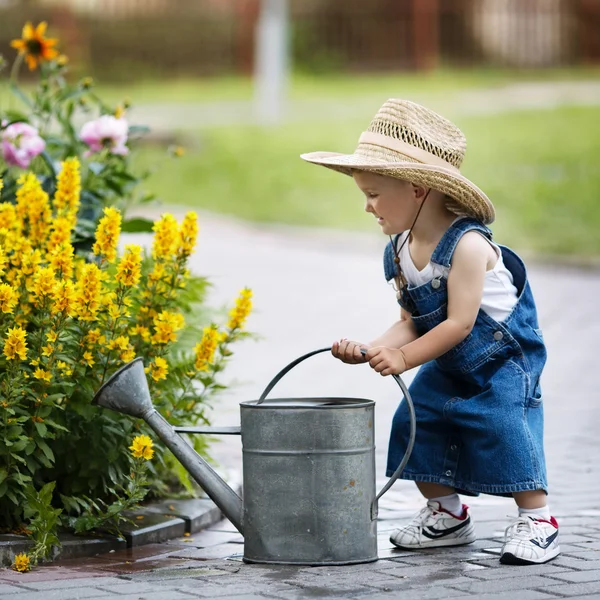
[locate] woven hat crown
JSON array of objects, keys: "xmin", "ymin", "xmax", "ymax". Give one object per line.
[{"xmin": 364, "ymin": 99, "xmax": 466, "ymax": 169}]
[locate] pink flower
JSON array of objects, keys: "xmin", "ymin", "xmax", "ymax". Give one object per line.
[
  {"xmin": 80, "ymin": 115, "xmax": 129, "ymax": 156},
  {"xmin": 1, "ymin": 122, "xmax": 46, "ymax": 169}
]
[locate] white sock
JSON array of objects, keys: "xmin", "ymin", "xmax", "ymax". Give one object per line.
[
  {"xmin": 519, "ymin": 505, "xmax": 551, "ymax": 520},
  {"xmin": 429, "ymin": 493, "xmax": 462, "ymax": 517}
]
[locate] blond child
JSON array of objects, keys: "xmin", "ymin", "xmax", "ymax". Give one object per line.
[{"xmin": 300, "ymin": 99, "xmax": 558, "ymax": 565}]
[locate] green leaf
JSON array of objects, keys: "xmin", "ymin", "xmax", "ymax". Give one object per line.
[
  {"xmin": 34, "ymin": 421, "xmax": 48, "ymax": 437},
  {"xmin": 39, "ymin": 150, "xmax": 57, "ymax": 179},
  {"xmin": 9, "ymin": 82, "xmax": 33, "ymax": 108},
  {"xmin": 121, "ymin": 217, "xmax": 154, "ymax": 233},
  {"xmin": 0, "ymin": 467, "xmax": 7, "ymax": 484},
  {"xmin": 37, "ymin": 440, "xmax": 55, "ymax": 463}
]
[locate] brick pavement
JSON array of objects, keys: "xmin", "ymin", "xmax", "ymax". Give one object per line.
[{"xmin": 1, "ymin": 214, "xmax": 599, "ymax": 599}]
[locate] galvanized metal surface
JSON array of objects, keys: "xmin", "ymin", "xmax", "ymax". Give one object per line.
[
  {"xmin": 241, "ymin": 397, "xmax": 378, "ymax": 565},
  {"xmin": 92, "ymin": 352, "xmax": 415, "ymax": 566},
  {"xmin": 92, "ymin": 358, "xmax": 245, "ymax": 535}
]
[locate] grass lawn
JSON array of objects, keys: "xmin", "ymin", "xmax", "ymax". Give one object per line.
[
  {"xmin": 94, "ymin": 66, "xmax": 600, "ymax": 104},
  {"xmin": 134, "ymin": 104, "xmax": 600, "ymax": 258}
]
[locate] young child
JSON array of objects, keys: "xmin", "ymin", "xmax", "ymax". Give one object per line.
[{"xmin": 300, "ymin": 99, "xmax": 558, "ymax": 565}]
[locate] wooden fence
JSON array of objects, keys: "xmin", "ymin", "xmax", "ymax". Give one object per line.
[{"xmin": 0, "ymin": 0, "xmax": 598, "ymax": 80}]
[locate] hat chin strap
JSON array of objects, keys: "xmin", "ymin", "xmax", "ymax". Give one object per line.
[
  {"xmin": 389, "ymin": 188, "xmax": 432, "ymax": 296},
  {"xmin": 358, "ymin": 131, "xmax": 459, "ymax": 172}
]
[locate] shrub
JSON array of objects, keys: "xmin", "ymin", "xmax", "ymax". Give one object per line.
[{"xmin": 0, "ymin": 22, "xmax": 252, "ymax": 568}]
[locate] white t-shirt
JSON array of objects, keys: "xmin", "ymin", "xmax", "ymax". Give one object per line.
[{"xmin": 396, "ymin": 229, "xmax": 518, "ymax": 323}]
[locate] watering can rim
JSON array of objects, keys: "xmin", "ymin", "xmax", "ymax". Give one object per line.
[
  {"xmin": 240, "ymin": 397, "xmax": 375, "ymax": 409},
  {"xmin": 91, "ymin": 356, "xmax": 144, "ymax": 407}
]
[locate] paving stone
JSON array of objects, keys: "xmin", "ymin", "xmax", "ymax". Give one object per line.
[
  {"xmin": 0, "ymin": 568, "xmax": 114, "ymax": 585},
  {"xmin": 448, "ymin": 574, "xmax": 564, "ymax": 594},
  {"xmin": 101, "ymin": 592, "xmax": 195, "ymax": 600},
  {"xmin": 551, "ymin": 557, "xmax": 600, "ymax": 570},
  {"xmin": 8, "ymin": 588, "xmax": 109, "ymax": 600},
  {"xmin": 449, "ymin": 592, "xmax": 558, "ymax": 600},
  {"xmin": 19, "ymin": 575, "xmax": 128, "ymax": 590},
  {"xmin": 143, "ymin": 498, "xmax": 223, "ymax": 534},
  {"xmin": 538, "ymin": 581, "xmax": 600, "ymax": 597},
  {"xmin": 0, "ymin": 583, "xmax": 33, "ymax": 595},
  {"xmin": 52, "ymin": 534, "xmax": 126, "ymax": 561},
  {"xmin": 117, "ymin": 510, "xmax": 187, "ymax": 546},
  {"xmin": 463, "ymin": 563, "xmax": 576, "ymax": 579},
  {"xmin": 169, "ymin": 543, "xmax": 245, "ymax": 561},
  {"xmin": 544, "ymin": 569, "xmax": 600, "ymax": 583},
  {"xmin": 0, "ymin": 535, "xmax": 34, "ymax": 567}
]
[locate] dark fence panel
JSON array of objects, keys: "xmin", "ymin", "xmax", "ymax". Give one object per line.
[{"xmin": 0, "ymin": 0, "xmax": 599, "ymax": 81}]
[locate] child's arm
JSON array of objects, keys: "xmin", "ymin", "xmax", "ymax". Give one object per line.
[
  {"xmin": 366, "ymin": 232, "xmax": 491, "ymax": 376},
  {"xmin": 332, "ymin": 309, "xmax": 418, "ymax": 364}
]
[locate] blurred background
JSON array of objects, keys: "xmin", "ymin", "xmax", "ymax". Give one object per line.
[{"xmin": 1, "ymin": 0, "xmax": 599, "ymax": 258}]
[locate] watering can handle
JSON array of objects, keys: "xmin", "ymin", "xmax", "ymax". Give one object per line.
[{"xmin": 256, "ymin": 347, "xmax": 416, "ymax": 514}]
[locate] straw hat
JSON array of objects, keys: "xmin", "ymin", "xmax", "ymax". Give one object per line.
[{"xmin": 300, "ymin": 99, "xmax": 495, "ymax": 224}]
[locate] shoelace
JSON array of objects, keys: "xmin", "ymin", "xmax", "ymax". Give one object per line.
[
  {"xmin": 412, "ymin": 505, "xmax": 441, "ymax": 546},
  {"xmin": 504, "ymin": 516, "xmax": 545, "ymax": 545}
]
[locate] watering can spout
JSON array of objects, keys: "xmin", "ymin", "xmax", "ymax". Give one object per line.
[{"xmin": 92, "ymin": 358, "xmax": 244, "ymax": 534}]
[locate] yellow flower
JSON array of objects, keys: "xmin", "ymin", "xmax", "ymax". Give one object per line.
[
  {"xmin": 56, "ymin": 360, "xmax": 73, "ymax": 376},
  {"xmin": 0, "ymin": 245, "xmax": 8, "ymax": 278},
  {"xmin": 15, "ymin": 173, "xmax": 51, "ymax": 243},
  {"xmin": 152, "ymin": 214, "xmax": 179, "ymax": 260},
  {"xmin": 33, "ymin": 367, "xmax": 52, "ymax": 382},
  {"xmin": 92, "ymin": 207, "xmax": 121, "ymax": 263},
  {"xmin": 12, "ymin": 552, "xmax": 30, "ymax": 572},
  {"xmin": 10, "ymin": 22, "xmax": 59, "ymax": 70},
  {"xmin": 149, "ymin": 356, "xmax": 168, "ymax": 382},
  {"xmin": 73, "ymin": 264, "xmax": 103, "ymax": 321},
  {"xmin": 41, "ymin": 345, "xmax": 53, "ymax": 357},
  {"xmin": 108, "ymin": 335, "xmax": 129, "ymax": 352},
  {"xmin": 130, "ymin": 325, "xmax": 151, "ymax": 342},
  {"xmin": 51, "ymin": 279, "xmax": 76, "ymax": 316},
  {"xmin": 151, "ymin": 311, "xmax": 184, "ymax": 345},
  {"xmin": 47, "ymin": 229, "xmax": 75, "ymax": 266},
  {"xmin": 120, "ymin": 348, "xmax": 136, "ymax": 363},
  {"xmin": 177, "ymin": 212, "xmax": 199, "ymax": 258},
  {"xmin": 46, "ymin": 331, "xmax": 58, "ymax": 343},
  {"xmin": 86, "ymin": 329, "xmax": 101, "ymax": 345},
  {"xmin": 30, "ymin": 266, "xmax": 57, "ymax": 305},
  {"xmin": 82, "ymin": 351, "xmax": 95, "ymax": 367},
  {"xmin": 114, "ymin": 104, "xmax": 126, "ymax": 119},
  {"xmin": 194, "ymin": 324, "xmax": 220, "ymax": 371},
  {"xmin": 129, "ymin": 434, "xmax": 154, "ymax": 460},
  {"xmin": 115, "ymin": 244, "xmax": 142, "ymax": 287},
  {"xmin": 0, "ymin": 283, "xmax": 18, "ymax": 314},
  {"xmin": 227, "ymin": 288, "xmax": 253, "ymax": 331},
  {"xmin": 3, "ymin": 325, "xmax": 27, "ymax": 361},
  {"xmin": 53, "ymin": 157, "xmax": 81, "ymax": 220}
]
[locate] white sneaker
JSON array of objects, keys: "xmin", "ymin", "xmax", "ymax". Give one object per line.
[
  {"xmin": 389, "ymin": 501, "xmax": 477, "ymax": 549},
  {"xmin": 500, "ymin": 515, "xmax": 560, "ymax": 565}
]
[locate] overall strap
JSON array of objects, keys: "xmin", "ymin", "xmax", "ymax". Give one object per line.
[
  {"xmin": 430, "ymin": 218, "xmax": 493, "ymax": 268},
  {"xmin": 383, "ymin": 234, "xmax": 401, "ymax": 281}
]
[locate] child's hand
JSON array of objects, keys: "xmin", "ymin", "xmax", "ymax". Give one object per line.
[
  {"xmin": 365, "ymin": 346, "xmax": 407, "ymax": 376},
  {"xmin": 331, "ymin": 339, "xmax": 369, "ymax": 364}
]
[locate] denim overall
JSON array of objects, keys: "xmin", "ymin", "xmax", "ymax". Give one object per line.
[{"xmin": 383, "ymin": 218, "xmax": 548, "ymax": 496}]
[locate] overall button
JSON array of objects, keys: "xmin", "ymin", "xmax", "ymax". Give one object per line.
[
  {"xmin": 445, "ymin": 470, "xmax": 452, "ymax": 477},
  {"xmin": 493, "ymin": 331, "xmax": 504, "ymax": 341},
  {"xmin": 431, "ymin": 279, "xmax": 441, "ymax": 289},
  {"xmin": 450, "ymin": 444, "xmax": 458, "ymax": 452}
]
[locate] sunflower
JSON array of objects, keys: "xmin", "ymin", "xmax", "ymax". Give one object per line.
[{"xmin": 10, "ymin": 22, "xmax": 59, "ymax": 71}]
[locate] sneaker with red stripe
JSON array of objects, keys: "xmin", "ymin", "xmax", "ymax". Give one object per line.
[
  {"xmin": 389, "ymin": 500, "xmax": 476, "ymax": 549},
  {"xmin": 500, "ymin": 515, "xmax": 560, "ymax": 565}
]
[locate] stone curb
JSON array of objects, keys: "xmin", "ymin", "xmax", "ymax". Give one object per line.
[{"xmin": 0, "ymin": 475, "xmax": 241, "ymax": 567}]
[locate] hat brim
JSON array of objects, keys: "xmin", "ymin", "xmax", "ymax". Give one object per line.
[{"xmin": 300, "ymin": 151, "xmax": 495, "ymax": 225}]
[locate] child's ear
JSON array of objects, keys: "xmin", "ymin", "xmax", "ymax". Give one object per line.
[{"xmin": 411, "ymin": 184, "xmax": 428, "ymax": 199}]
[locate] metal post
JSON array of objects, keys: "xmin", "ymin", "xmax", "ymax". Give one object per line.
[{"xmin": 254, "ymin": 0, "xmax": 289, "ymax": 125}]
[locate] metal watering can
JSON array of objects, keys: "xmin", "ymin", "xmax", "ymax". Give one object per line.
[{"xmin": 92, "ymin": 347, "xmax": 415, "ymax": 565}]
